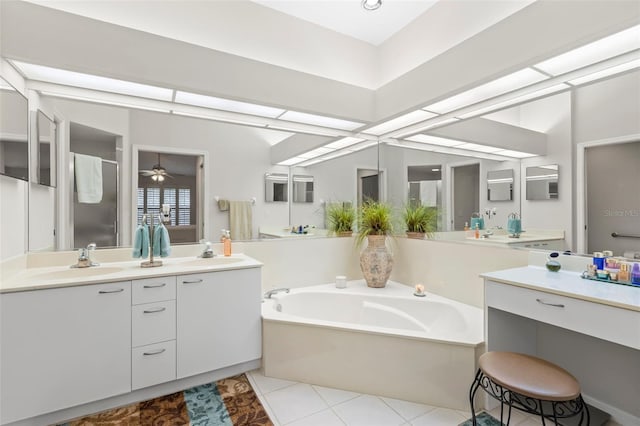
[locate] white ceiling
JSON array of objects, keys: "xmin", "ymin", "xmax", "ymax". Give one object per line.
[
  {"xmin": 23, "ymin": 0, "xmax": 535, "ymax": 89},
  {"xmin": 250, "ymin": 0, "xmax": 439, "ymax": 46}
]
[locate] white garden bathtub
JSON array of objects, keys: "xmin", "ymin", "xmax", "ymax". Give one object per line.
[{"xmin": 261, "ymin": 280, "xmax": 484, "ymax": 410}]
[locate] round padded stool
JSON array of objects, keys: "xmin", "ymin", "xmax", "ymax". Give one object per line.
[{"xmin": 469, "ymin": 352, "xmax": 590, "ymax": 425}]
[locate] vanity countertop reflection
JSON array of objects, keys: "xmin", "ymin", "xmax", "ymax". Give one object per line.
[
  {"xmin": 0, "ymin": 252, "xmax": 262, "ymax": 294},
  {"xmin": 258, "ymin": 226, "xmax": 329, "ymax": 239},
  {"xmin": 434, "ymin": 228, "xmax": 565, "ymax": 248}
]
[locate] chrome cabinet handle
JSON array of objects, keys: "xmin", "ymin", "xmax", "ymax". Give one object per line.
[
  {"xmin": 143, "ymin": 283, "xmax": 166, "ymax": 289},
  {"xmin": 182, "ymin": 279, "xmax": 203, "ymax": 284},
  {"xmin": 143, "ymin": 348, "xmax": 166, "ymax": 356},
  {"xmin": 536, "ymin": 298, "xmax": 565, "ymax": 308},
  {"xmin": 98, "ymin": 288, "xmax": 124, "ymax": 294},
  {"xmin": 143, "ymin": 307, "xmax": 166, "ymax": 314}
]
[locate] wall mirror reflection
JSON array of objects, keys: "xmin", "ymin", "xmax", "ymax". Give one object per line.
[
  {"xmin": 137, "ymin": 150, "xmax": 204, "ymax": 244},
  {"xmin": 0, "ymin": 78, "xmax": 29, "ymax": 181},
  {"xmin": 37, "ymin": 110, "xmax": 56, "ymax": 187},
  {"xmin": 407, "ymin": 165, "xmax": 443, "ymax": 231},
  {"xmin": 265, "ymin": 172, "xmax": 288, "ymax": 202},
  {"xmin": 526, "ymin": 164, "xmax": 559, "ymax": 200},
  {"xmin": 487, "ymin": 169, "xmax": 513, "ymax": 201},
  {"xmin": 292, "ymin": 174, "xmax": 313, "ymax": 203}
]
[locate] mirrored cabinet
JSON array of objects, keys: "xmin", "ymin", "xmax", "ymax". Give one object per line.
[
  {"xmin": 36, "ymin": 110, "xmax": 56, "ymax": 187},
  {"xmin": 292, "ymin": 174, "xmax": 313, "ymax": 203},
  {"xmin": 526, "ymin": 164, "xmax": 559, "ymax": 200},
  {"xmin": 265, "ymin": 172, "xmax": 288, "ymax": 202},
  {"xmin": 0, "ymin": 78, "xmax": 29, "ymax": 181},
  {"xmin": 487, "ymin": 169, "xmax": 514, "ymax": 201}
]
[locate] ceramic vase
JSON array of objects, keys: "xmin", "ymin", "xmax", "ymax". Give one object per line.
[{"xmin": 359, "ymin": 234, "xmax": 393, "ymax": 288}]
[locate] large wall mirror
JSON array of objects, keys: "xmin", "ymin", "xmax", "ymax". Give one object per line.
[
  {"xmin": 487, "ymin": 169, "xmax": 513, "ymax": 201},
  {"xmin": 265, "ymin": 172, "xmax": 288, "ymax": 202},
  {"xmin": 36, "ymin": 110, "xmax": 56, "ymax": 187},
  {"xmin": 292, "ymin": 174, "xmax": 314, "ymax": 203},
  {"xmin": 526, "ymin": 164, "xmax": 559, "ymax": 200},
  {"xmin": 0, "ymin": 78, "xmax": 29, "ymax": 181}
]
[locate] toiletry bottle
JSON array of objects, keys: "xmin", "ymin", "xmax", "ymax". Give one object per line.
[
  {"xmin": 632, "ymin": 263, "xmax": 640, "ymax": 286},
  {"xmin": 464, "ymin": 222, "xmax": 469, "ymax": 231},
  {"xmin": 618, "ymin": 263, "xmax": 630, "ymax": 283},
  {"xmin": 474, "ymin": 224, "xmax": 480, "ymax": 239},
  {"xmin": 223, "ymin": 230, "xmax": 232, "ymax": 256},
  {"xmin": 220, "ymin": 229, "xmax": 227, "ymax": 243},
  {"xmin": 593, "ymin": 252, "xmax": 605, "ymax": 270},
  {"xmin": 546, "ymin": 252, "xmax": 561, "ymax": 272}
]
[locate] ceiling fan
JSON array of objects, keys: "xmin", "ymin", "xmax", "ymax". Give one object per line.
[{"xmin": 140, "ymin": 153, "xmax": 173, "ymax": 182}]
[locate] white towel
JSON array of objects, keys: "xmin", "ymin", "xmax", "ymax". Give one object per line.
[
  {"xmin": 229, "ymin": 201, "xmax": 252, "ymax": 240},
  {"xmin": 75, "ymin": 153, "xmax": 103, "ymax": 203}
]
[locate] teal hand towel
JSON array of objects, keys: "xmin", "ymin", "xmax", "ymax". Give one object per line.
[
  {"xmin": 133, "ymin": 224, "xmax": 150, "ymax": 258},
  {"xmin": 132, "ymin": 225, "xmax": 143, "ymax": 258},
  {"xmin": 141, "ymin": 225, "xmax": 150, "ymax": 259},
  {"xmin": 153, "ymin": 223, "xmax": 171, "ymax": 257}
]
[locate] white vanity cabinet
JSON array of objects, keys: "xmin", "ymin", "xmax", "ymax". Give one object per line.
[
  {"xmin": 176, "ymin": 267, "xmax": 262, "ymax": 379},
  {"xmin": 0, "ymin": 281, "xmax": 131, "ymax": 425},
  {"xmin": 131, "ymin": 276, "xmax": 177, "ymax": 390}
]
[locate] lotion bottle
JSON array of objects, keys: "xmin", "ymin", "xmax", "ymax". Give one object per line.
[
  {"xmin": 474, "ymin": 224, "xmax": 480, "ymax": 239},
  {"xmin": 223, "ymin": 230, "xmax": 232, "ymax": 256}
]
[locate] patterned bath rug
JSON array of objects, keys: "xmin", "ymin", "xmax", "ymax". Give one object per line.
[
  {"xmin": 56, "ymin": 373, "xmax": 273, "ymax": 426},
  {"xmin": 459, "ymin": 411, "xmax": 502, "ymax": 426}
]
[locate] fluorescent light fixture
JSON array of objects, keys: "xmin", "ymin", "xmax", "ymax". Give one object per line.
[
  {"xmin": 431, "ymin": 168, "xmax": 440, "ymax": 172},
  {"xmin": 174, "ymin": 91, "xmax": 284, "ymax": 118},
  {"xmin": 457, "ymin": 84, "xmax": 570, "ymax": 119},
  {"xmin": 568, "ymin": 58, "xmax": 640, "ymax": 86},
  {"xmin": 172, "ymin": 110, "xmax": 267, "ymax": 127},
  {"xmin": 325, "ymin": 137, "xmax": 365, "ymax": 149},
  {"xmin": 424, "ymin": 68, "xmax": 548, "ymax": 114},
  {"xmin": 40, "ymin": 90, "xmax": 171, "ymax": 113},
  {"xmin": 526, "ymin": 173, "xmax": 559, "ymax": 181},
  {"xmin": 393, "ymin": 117, "xmax": 461, "ymax": 138},
  {"xmin": 298, "ymin": 147, "xmax": 334, "ymax": 159},
  {"xmin": 494, "ymin": 149, "xmax": 537, "ymax": 158},
  {"xmin": 12, "ymin": 60, "xmax": 173, "ymax": 101},
  {"xmin": 487, "ymin": 177, "xmax": 513, "ymax": 183},
  {"xmin": 278, "ymin": 110, "xmax": 364, "ymax": 131},
  {"xmin": 535, "ymin": 25, "xmax": 640, "ymax": 76},
  {"xmin": 456, "ymin": 143, "xmax": 503, "ymax": 153},
  {"xmin": 297, "ymin": 150, "xmax": 351, "ymax": 167},
  {"xmin": 348, "ymin": 140, "xmax": 377, "ymax": 152},
  {"xmin": 406, "ymin": 134, "xmax": 465, "ymax": 147},
  {"xmin": 388, "ymin": 141, "xmax": 514, "ymax": 161},
  {"xmin": 277, "ymin": 157, "xmax": 306, "ymax": 166},
  {"xmin": 362, "ymin": 110, "xmax": 437, "ymax": 135},
  {"xmin": 265, "ymin": 123, "xmax": 345, "ymax": 137}
]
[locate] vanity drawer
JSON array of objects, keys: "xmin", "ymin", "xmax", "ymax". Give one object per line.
[
  {"xmin": 132, "ymin": 276, "xmax": 176, "ymax": 305},
  {"xmin": 132, "ymin": 341, "xmax": 176, "ymax": 390},
  {"xmin": 486, "ymin": 280, "xmax": 640, "ymax": 350},
  {"xmin": 132, "ymin": 300, "xmax": 176, "ymax": 347}
]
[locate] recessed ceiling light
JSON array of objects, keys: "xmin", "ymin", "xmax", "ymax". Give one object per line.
[
  {"xmin": 456, "ymin": 143, "xmax": 504, "ymax": 153},
  {"xmin": 175, "ymin": 91, "xmax": 284, "ymax": 118},
  {"xmin": 279, "ymin": 110, "xmax": 365, "ymax": 131},
  {"xmin": 298, "ymin": 147, "xmax": 334, "ymax": 159},
  {"xmin": 363, "ymin": 110, "xmax": 438, "ymax": 136},
  {"xmin": 362, "ymin": 0, "xmax": 382, "ymax": 11},
  {"xmin": 40, "ymin": 90, "xmax": 171, "ymax": 113},
  {"xmin": 277, "ymin": 157, "xmax": 306, "ymax": 166},
  {"xmin": 424, "ymin": 68, "xmax": 548, "ymax": 114},
  {"xmin": 494, "ymin": 149, "xmax": 537, "ymax": 158},
  {"xmin": 534, "ymin": 25, "xmax": 640, "ymax": 76},
  {"xmin": 12, "ymin": 60, "xmax": 173, "ymax": 101}
]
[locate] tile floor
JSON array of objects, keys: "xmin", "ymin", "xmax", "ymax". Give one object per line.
[{"xmin": 245, "ymin": 369, "xmax": 573, "ymax": 426}]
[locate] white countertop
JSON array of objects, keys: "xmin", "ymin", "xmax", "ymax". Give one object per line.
[
  {"xmin": 481, "ymin": 266, "xmax": 640, "ymax": 312},
  {"xmin": 0, "ymin": 253, "xmax": 262, "ymax": 293}
]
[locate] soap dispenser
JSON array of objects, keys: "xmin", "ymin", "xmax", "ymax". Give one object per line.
[{"xmin": 223, "ymin": 230, "xmax": 232, "ymax": 257}]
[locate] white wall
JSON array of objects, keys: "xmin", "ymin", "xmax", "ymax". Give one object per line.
[
  {"xmin": 0, "ymin": 175, "xmax": 27, "ymax": 260},
  {"xmin": 520, "ymin": 92, "xmax": 573, "ymax": 247},
  {"xmin": 129, "ymin": 110, "xmax": 290, "ymax": 241}
]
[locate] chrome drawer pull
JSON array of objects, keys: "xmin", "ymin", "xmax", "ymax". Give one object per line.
[
  {"xmin": 143, "ymin": 348, "xmax": 166, "ymax": 356},
  {"xmin": 143, "ymin": 283, "xmax": 166, "ymax": 289},
  {"xmin": 98, "ymin": 288, "xmax": 124, "ymax": 294},
  {"xmin": 182, "ymin": 279, "xmax": 203, "ymax": 284},
  {"xmin": 143, "ymin": 307, "xmax": 166, "ymax": 314},
  {"xmin": 536, "ymin": 298, "xmax": 565, "ymax": 308}
]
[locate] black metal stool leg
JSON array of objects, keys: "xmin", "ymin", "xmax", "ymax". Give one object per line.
[
  {"xmin": 539, "ymin": 399, "xmax": 546, "ymax": 426},
  {"xmin": 469, "ymin": 369, "xmax": 483, "ymax": 426}
]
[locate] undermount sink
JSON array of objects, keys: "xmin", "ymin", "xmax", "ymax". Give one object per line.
[
  {"xmin": 28, "ymin": 266, "xmax": 124, "ymax": 281},
  {"xmin": 178, "ymin": 257, "xmax": 244, "ymax": 267}
]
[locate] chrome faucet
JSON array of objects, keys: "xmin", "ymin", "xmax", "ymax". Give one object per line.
[
  {"xmin": 264, "ymin": 288, "xmax": 290, "ymax": 299},
  {"xmin": 200, "ymin": 241, "xmax": 215, "ymax": 258},
  {"xmin": 72, "ymin": 243, "xmax": 99, "ymax": 268}
]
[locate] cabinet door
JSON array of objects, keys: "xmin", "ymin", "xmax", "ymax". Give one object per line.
[
  {"xmin": 177, "ymin": 268, "xmax": 262, "ymax": 379},
  {"xmin": 0, "ymin": 282, "xmax": 131, "ymax": 424}
]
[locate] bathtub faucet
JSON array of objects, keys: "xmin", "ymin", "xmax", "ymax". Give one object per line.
[{"xmin": 264, "ymin": 288, "xmax": 290, "ymax": 299}]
